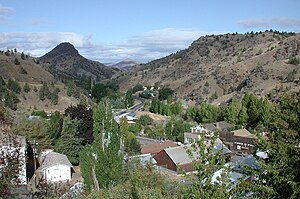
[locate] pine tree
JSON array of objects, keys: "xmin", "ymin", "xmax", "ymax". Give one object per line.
[{"xmin": 55, "ymin": 116, "xmax": 83, "ymax": 165}]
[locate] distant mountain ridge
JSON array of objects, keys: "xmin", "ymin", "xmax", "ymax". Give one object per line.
[
  {"xmin": 110, "ymin": 58, "xmax": 141, "ymax": 71},
  {"xmin": 116, "ymin": 31, "xmax": 300, "ymax": 102},
  {"xmin": 40, "ymin": 42, "xmax": 118, "ymax": 81}
]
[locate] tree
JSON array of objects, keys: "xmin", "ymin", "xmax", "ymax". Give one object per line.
[
  {"xmin": 21, "ymin": 52, "xmax": 25, "ymax": 60},
  {"xmin": 158, "ymin": 87, "xmax": 174, "ymax": 100},
  {"xmin": 223, "ymin": 98, "xmax": 241, "ymax": 125},
  {"xmin": 184, "ymin": 134, "xmax": 231, "ymax": 199},
  {"xmin": 138, "ymin": 115, "xmax": 153, "ymax": 126},
  {"xmin": 65, "ymin": 104, "xmax": 93, "ymax": 144},
  {"xmin": 47, "ymin": 111, "xmax": 63, "ymax": 144},
  {"xmin": 7, "ymin": 79, "xmax": 21, "ymax": 94},
  {"xmin": 14, "ymin": 58, "xmax": 20, "ymax": 65},
  {"xmin": 55, "ymin": 116, "xmax": 83, "ymax": 165},
  {"xmin": 124, "ymin": 88, "xmax": 134, "ymax": 108},
  {"xmin": 23, "ymin": 83, "xmax": 30, "ymax": 93},
  {"xmin": 39, "ymin": 83, "xmax": 50, "ymax": 101},
  {"xmin": 80, "ymin": 99, "xmax": 123, "ymax": 192},
  {"xmin": 132, "ymin": 84, "xmax": 143, "ymax": 93}
]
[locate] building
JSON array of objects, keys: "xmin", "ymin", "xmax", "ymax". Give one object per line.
[
  {"xmin": 0, "ymin": 130, "xmax": 27, "ymax": 184},
  {"xmin": 203, "ymin": 121, "xmax": 234, "ymax": 132},
  {"xmin": 154, "ymin": 145, "xmax": 196, "ymax": 172},
  {"xmin": 114, "ymin": 111, "xmax": 136, "ymax": 124},
  {"xmin": 154, "ymin": 139, "xmax": 231, "ymax": 173},
  {"xmin": 140, "ymin": 140, "xmax": 179, "ymax": 155},
  {"xmin": 219, "ymin": 129, "xmax": 257, "ymax": 154},
  {"xmin": 39, "ymin": 152, "xmax": 72, "ymax": 182}
]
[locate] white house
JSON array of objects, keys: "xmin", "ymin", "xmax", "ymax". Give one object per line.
[
  {"xmin": 114, "ymin": 111, "xmax": 136, "ymax": 124},
  {"xmin": 39, "ymin": 152, "xmax": 72, "ymax": 182}
]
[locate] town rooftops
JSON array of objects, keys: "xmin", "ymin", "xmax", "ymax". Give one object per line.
[
  {"xmin": 40, "ymin": 152, "xmax": 72, "ymax": 169},
  {"xmin": 232, "ymin": 129, "xmax": 256, "ymax": 139},
  {"xmin": 141, "ymin": 140, "xmax": 178, "ymax": 154},
  {"xmin": 164, "ymin": 145, "xmax": 196, "ymax": 166},
  {"xmin": 203, "ymin": 121, "xmax": 233, "ymax": 132}
]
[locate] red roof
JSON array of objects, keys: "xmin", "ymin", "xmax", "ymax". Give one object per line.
[{"xmin": 141, "ymin": 140, "xmax": 178, "ymax": 154}]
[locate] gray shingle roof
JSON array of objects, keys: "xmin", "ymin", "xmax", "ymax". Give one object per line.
[{"xmin": 41, "ymin": 152, "xmax": 72, "ymax": 169}]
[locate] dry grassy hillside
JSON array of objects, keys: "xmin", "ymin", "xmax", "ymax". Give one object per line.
[
  {"xmin": 116, "ymin": 31, "xmax": 300, "ymax": 102},
  {"xmin": 0, "ymin": 51, "xmax": 82, "ymax": 113}
]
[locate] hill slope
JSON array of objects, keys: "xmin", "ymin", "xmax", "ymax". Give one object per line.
[
  {"xmin": 40, "ymin": 42, "xmax": 118, "ymax": 81},
  {"xmin": 117, "ymin": 31, "xmax": 300, "ymax": 102},
  {"xmin": 110, "ymin": 58, "xmax": 141, "ymax": 71}
]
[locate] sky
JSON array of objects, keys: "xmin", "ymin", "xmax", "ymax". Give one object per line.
[{"xmin": 0, "ymin": 0, "xmax": 299, "ymax": 63}]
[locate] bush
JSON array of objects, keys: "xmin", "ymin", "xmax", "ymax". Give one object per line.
[
  {"xmin": 31, "ymin": 110, "xmax": 48, "ymax": 119},
  {"xmin": 138, "ymin": 115, "xmax": 153, "ymax": 126},
  {"xmin": 288, "ymin": 57, "xmax": 300, "ymax": 65},
  {"xmin": 14, "ymin": 58, "xmax": 20, "ymax": 65},
  {"xmin": 23, "ymin": 83, "xmax": 30, "ymax": 92},
  {"xmin": 7, "ymin": 79, "xmax": 21, "ymax": 94}
]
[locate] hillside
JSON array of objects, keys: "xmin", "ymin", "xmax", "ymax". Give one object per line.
[
  {"xmin": 40, "ymin": 42, "xmax": 118, "ymax": 81},
  {"xmin": 0, "ymin": 51, "xmax": 84, "ymax": 113},
  {"xmin": 110, "ymin": 58, "xmax": 141, "ymax": 71},
  {"xmin": 116, "ymin": 31, "xmax": 300, "ymax": 102}
]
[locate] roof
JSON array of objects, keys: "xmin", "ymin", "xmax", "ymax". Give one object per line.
[
  {"xmin": 215, "ymin": 121, "xmax": 233, "ymax": 130},
  {"xmin": 141, "ymin": 140, "xmax": 178, "ymax": 154},
  {"xmin": 232, "ymin": 129, "xmax": 256, "ymax": 139},
  {"xmin": 40, "ymin": 152, "xmax": 72, "ymax": 169},
  {"xmin": 164, "ymin": 145, "xmax": 195, "ymax": 166},
  {"xmin": 214, "ymin": 138, "xmax": 231, "ymax": 154},
  {"xmin": 203, "ymin": 123, "xmax": 218, "ymax": 132}
]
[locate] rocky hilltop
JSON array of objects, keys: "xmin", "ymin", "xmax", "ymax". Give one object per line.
[
  {"xmin": 40, "ymin": 42, "xmax": 118, "ymax": 81},
  {"xmin": 117, "ymin": 31, "xmax": 300, "ymax": 102}
]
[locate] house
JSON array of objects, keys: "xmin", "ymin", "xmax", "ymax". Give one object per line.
[
  {"xmin": 154, "ymin": 145, "xmax": 196, "ymax": 172},
  {"xmin": 38, "ymin": 152, "xmax": 72, "ymax": 182},
  {"xmin": 140, "ymin": 140, "xmax": 179, "ymax": 155},
  {"xmin": 114, "ymin": 111, "xmax": 136, "ymax": 124},
  {"xmin": 154, "ymin": 139, "xmax": 231, "ymax": 173},
  {"xmin": 0, "ymin": 131, "xmax": 27, "ymax": 184},
  {"xmin": 184, "ymin": 125, "xmax": 212, "ymax": 144},
  {"xmin": 128, "ymin": 153, "xmax": 157, "ymax": 166}
]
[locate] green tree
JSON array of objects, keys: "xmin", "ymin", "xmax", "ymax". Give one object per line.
[
  {"xmin": 184, "ymin": 134, "xmax": 231, "ymax": 199},
  {"xmin": 7, "ymin": 79, "xmax": 21, "ymax": 94},
  {"xmin": 223, "ymin": 98, "xmax": 241, "ymax": 125},
  {"xmin": 14, "ymin": 58, "xmax": 20, "ymax": 65},
  {"xmin": 55, "ymin": 116, "xmax": 83, "ymax": 165},
  {"xmin": 39, "ymin": 83, "xmax": 50, "ymax": 101},
  {"xmin": 23, "ymin": 83, "xmax": 30, "ymax": 93},
  {"xmin": 80, "ymin": 99, "xmax": 123, "ymax": 192},
  {"xmin": 158, "ymin": 87, "xmax": 174, "ymax": 100},
  {"xmin": 138, "ymin": 115, "xmax": 153, "ymax": 126},
  {"xmin": 124, "ymin": 88, "xmax": 134, "ymax": 108},
  {"xmin": 47, "ymin": 111, "xmax": 63, "ymax": 144}
]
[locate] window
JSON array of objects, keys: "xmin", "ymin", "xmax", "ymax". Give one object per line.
[
  {"xmin": 237, "ymin": 145, "xmax": 241, "ymax": 150},
  {"xmin": 48, "ymin": 170, "xmax": 50, "ymax": 174}
]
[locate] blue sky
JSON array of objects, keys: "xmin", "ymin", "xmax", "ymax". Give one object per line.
[{"xmin": 0, "ymin": 0, "xmax": 299, "ymax": 63}]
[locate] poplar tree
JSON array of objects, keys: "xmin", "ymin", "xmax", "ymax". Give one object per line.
[{"xmin": 80, "ymin": 99, "xmax": 123, "ymax": 192}]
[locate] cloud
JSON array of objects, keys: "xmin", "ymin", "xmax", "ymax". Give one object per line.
[
  {"xmin": 0, "ymin": 28, "xmax": 212, "ymax": 63},
  {"xmin": 0, "ymin": 4, "xmax": 14, "ymax": 23},
  {"xmin": 239, "ymin": 18, "xmax": 300, "ymax": 29}
]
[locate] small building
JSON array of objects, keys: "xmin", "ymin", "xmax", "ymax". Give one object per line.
[
  {"xmin": 203, "ymin": 121, "xmax": 233, "ymax": 132},
  {"xmin": 39, "ymin": 152, "xmax": 72, "ymax": 182},
  {"xmin": 219, "ymin": 129, "xmax": 257, "ymax": 154},
  {"xmin": 140, "ymin": 140, "xmax": 179, "ymax": 155},
  {"xmin": 154, "ymin": 145, "xmax": 196, "ymax": 172},
  {"xmin": 114, "ymin": 111, "xmax": 136, "ymax": 124}
]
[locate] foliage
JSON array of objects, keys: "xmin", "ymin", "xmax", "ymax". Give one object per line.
[
  {"xmin": 165, "ymin": 117, "xmax": 191, "ymax": 142},
  {"xmin": 12, "ymin": 116, "xmax": 51, "ymax": 151},
  {"xmin": 14, "ymin": 58, "xmax": 20, "ymax": 65},
  {"xmin": 150, "ymin": 98, "xmax": 182, "ymax": 116},
  {"xmin": 184, "ymin": 134, "xmax": 231, "ymax": 199},
  {"xmin": 31, "ymin": 110, "xmax": 48, "ymax": 119},
  {"xmin": 138, "ymin": 114, "xmax": 153, "ymax": 126},
  {"xmin": 47, "ymin": 111, "xmax": 63, "ymax": 144},
  {"xmin": 132, "ymin": 84, "xmax": 143, "ymax": 93},
  {"xmin": 187, "ymin": 102, "xmax": 219, "ymax": 123},
  {"xmin": 80, "ymin": 99, "xmax": 123, "ymax": 192},
  {"xmin": 158, "ymin": 87, "xmax": 174, "ymax": 100},
  {"xmin": 286, "ymin": 69, "xmax": 297, "ymax": 82},
  {"xmin": 0, "ymin": 133, "xmax": 24, "ymax": 198},
  {"xmin": 55, "ymin": 116, "xmax": 83, "ymax": 165},
  {"xmin": 124, "ymin": 88, "xmax": 134, "ymax": 108},
  {"xmin": 7, "ymin": 78, "xmax": 21, "ymax": 94},
  {"xmin": 87, "ymin": 163, "xmax": 179, "ymax": 199},
  {"xmin": 65, "ymin": 104, "xmax": 94, "ymax": 144},
  {"xmin": 38, "ymin": 83, "xmax": 50, "ymax": 101},
  {"xmin": 91, "ymin": 82, "xmax": 121, "ymax": 102},
  {"xmin": 139, "ymin": 90, "xmax": 152, "ymax": 99},
  {"xmin": 23, "ymin": 83, "xmax": 30, "ymax": 93},
  {"xmin": 243, "ymin": 91, "xmax": 300, "ymax": 198},
  {"xmin": 288, "ymin": 56, "xmax": 300, "ymax": 65},
  {"xmin": 120, "ymin": 117, "xmax": 141, "ymax": 155}
]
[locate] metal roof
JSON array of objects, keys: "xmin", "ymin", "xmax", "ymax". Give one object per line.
[{"xmin": 40, "ymin": 152, "xmax": 72, "ymax": 169}]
